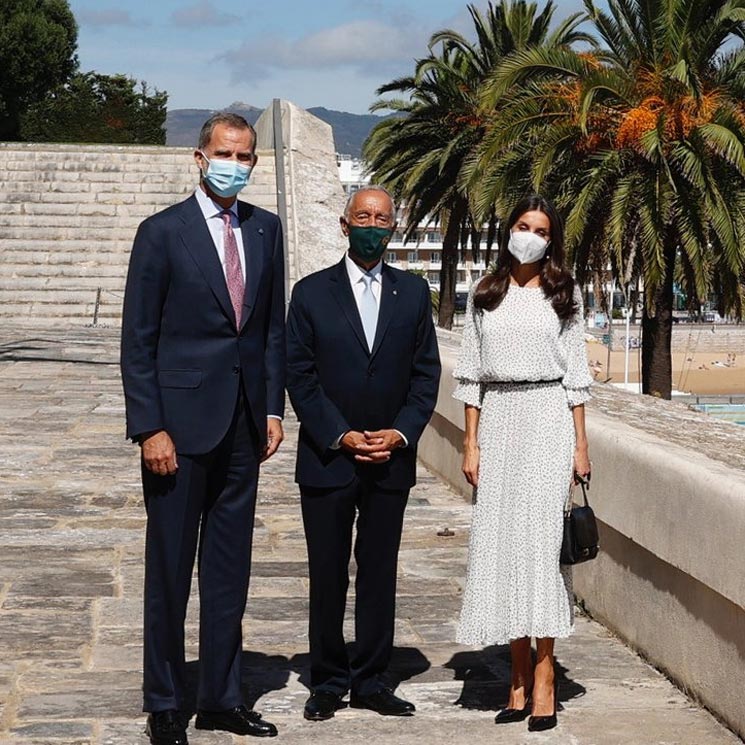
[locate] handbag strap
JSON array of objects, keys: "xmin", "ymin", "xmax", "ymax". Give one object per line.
[
  {"xmin": 565, "ymin": 477, "xmax": 591, "ymax": 513},
  {"xmin": 577, "ymin": 478, "xmax": 590, "ymax": 507}
]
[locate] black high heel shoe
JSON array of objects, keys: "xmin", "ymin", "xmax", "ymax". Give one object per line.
[
  {"xmin": 494, "ymin": 685, "xmax": 533, "ymax": 724},
  {"xmin": 527, "ymin": 677, "xmax": 558, "ymax": 732}
]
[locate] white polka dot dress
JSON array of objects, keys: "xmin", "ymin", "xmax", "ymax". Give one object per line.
[{"xmin": 453, "ymin": 282, "xmax": 593, "ymax": 645}]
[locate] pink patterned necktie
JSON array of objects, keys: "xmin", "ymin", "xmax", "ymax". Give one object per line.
[{"xmin": 221, "ymin": 210, "xmax": 244, "ymax": 327}]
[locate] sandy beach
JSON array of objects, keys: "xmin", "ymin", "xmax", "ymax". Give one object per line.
[{"xmin": 586, "ymin": 343, "xmax": 745, "ymax": 396}]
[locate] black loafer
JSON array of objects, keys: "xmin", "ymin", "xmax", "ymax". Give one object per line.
[
  {"xmin": 350, "ymin": 688, "xmax": 415, "ymax": 716},
  {"xmin": 304, "ymin": 691, "xmax": 344, "ymax": 721},
  {"xmin": 146, "ymin": 710, "xmax": 188, "ymax": 745},
  {"xmin": 195, "ymin": 704, "xmax": 278, "ymax": 737}
]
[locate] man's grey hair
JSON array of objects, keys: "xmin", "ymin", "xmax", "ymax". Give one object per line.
[
  {"xmin": 343, "ymin": 185, "xmax": 397, "ymax": 221},
  {"xmin": 197, "ymin": 113, "xmax": 257, "ymax": 151}
]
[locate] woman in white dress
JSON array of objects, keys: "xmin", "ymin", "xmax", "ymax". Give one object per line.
[{"xmin": 453, "ymin": 195, "xmax": 592, "ymax": 731}]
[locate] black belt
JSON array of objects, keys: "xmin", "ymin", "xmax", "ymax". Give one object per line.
[{"xmin": 486, "ymin": 378, "xmax": 562, "ymax": 386}]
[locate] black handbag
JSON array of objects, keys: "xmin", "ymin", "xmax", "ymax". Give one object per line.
[{"xmin": 560, "ymin": 477, "xmax": 599, "ymax": 565}]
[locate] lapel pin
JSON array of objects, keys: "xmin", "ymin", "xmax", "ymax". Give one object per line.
[
  {"xmin": 393, "ymin": 289, "xmax": 398, "ymax": 295},
  {"xmin": 257, "ymin": 227, "xmax": 264, "ymax": 235}
]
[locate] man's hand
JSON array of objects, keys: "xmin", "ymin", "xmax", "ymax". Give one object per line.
[
  {"xmin": 340, "ymin": 429, "xmax": 403, "ymax": 463},
  {"xmin": 141, "ymin": 431, "xmax": 178, "ymax": 476},
  {"xmin": 261, "ymin": 418, "xmax": 284, "ymax": 463}
]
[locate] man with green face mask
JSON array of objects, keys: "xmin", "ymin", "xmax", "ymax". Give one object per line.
[{"xmin": 286, "ymin": 186, "xmax": 441, "ymax": 723}]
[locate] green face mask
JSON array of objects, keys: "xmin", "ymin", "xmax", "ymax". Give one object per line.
[{"xmin": 347, "ymin": 225, "xmax": 393, "ymax": 263}]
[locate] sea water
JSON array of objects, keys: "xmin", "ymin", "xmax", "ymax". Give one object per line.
[{"xmin": 692, "ymin": 403, "xmax": 745, "ymax": 426}]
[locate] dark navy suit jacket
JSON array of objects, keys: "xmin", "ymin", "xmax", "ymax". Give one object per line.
[
  {"xmin": 120, "ymin": 194, "xmax": 286, "ymax": 455},
  {"xmin": 286, "ymin": 258, "xmax": 441, "ymax": 490}
]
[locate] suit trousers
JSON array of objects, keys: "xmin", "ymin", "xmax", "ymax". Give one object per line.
[
  {"xmin": 141, "ymin": 393, "xmax": 259, "ymax": 712},
  {"xmin": 301, "ymin": 476, "xmax": 409, "ymax": 696}
]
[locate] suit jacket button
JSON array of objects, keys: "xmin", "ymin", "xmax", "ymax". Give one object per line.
[{"xmin": 232, "ymin": 365, "xmax": 240, "ymax": 374}]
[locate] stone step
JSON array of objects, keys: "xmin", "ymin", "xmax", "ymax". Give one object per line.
[
  {"xmin": 0, "ymin": 241, "xmax": 134, "ymax": 254},
  {"xmin": 0, "ymin": 214, "xmax": 148, "ymax": 230},
  {"xmin": 0, "ymin": 225, "xmax": 142, "ymax": 241},
  {"xmin": 0, "ymin": 275, "xmax": 125, "ymax": 291},
  {"xmin": 0, "ymin": 287, "xmax": 115, "ymax": 303},
  {"xmin": 3, "ymin": 190, "xmax": 196, "ymax": 207},
  {"xmin": 0, "ymin": 253, "xmax": 129, "ymax": 276},
  {"xmin": 2, "ymin": 262, "xmax": 130, "ymax": 278},
  {"xmin": 0, "ymin": 302, "xmax": 122, "ymax": 325}
]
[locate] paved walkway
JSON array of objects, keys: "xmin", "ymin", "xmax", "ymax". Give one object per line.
[{"xmin": 0, "ymin": 328, "xmax": 740, "ymax": 745}]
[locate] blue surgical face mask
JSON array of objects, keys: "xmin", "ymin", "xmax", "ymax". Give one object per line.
[{"xmin": 199, "ymin": 152, "xmax": 252, "ymax": 198}]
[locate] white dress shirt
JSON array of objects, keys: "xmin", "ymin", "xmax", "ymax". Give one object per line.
[
  {"xmin": 331, "ymin": 253, "xmax": 407, "ymax": 449},
  {"xmin": 194, "ymin": 187, "xmax": 246, "ymax": 282},
  {"xmin": 345, "ymin": 250, "xmax": 383, "ymax": 318}
]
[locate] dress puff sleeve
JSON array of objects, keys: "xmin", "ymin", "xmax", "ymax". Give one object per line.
[
  {"xmin": 562, "ymin": 285, "xmax": 593, "ymax": 408},
  {"xmin": 453, "ymin": 284, "xmax": 484, "ymax": 408}
]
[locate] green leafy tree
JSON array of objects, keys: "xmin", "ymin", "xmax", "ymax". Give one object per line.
[
  {"xmin": 20, "ymin": 73, "xmax": 168, "ymax": 145},
  {"xmin": 471, "ymin": 0, "xmax": 745, "ymax": 398},
  {"xmin": 0, "ymin": 0, "xmax": 78, "ymax": 140},
  {"xmin": 363, "ymin": 0, "xmax": 589, "ymax": 328}
]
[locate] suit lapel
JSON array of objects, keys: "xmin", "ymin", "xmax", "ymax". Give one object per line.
[
  {"xmin": 178, "ymin": 195, "xmax": 235, "ymax": 325},
  {"xmin": 238, "ymin": 200, "xmax": 264, "ymax": 332},
  {"xmin": 370, "ymin": 264, "xmax": 398, "ymax": 359},
  {"xmin": 330, "ymin": 258, "xmax": 369, "ymax": 355}
]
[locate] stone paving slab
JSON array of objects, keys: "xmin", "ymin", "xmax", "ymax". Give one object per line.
[{"xmin": 0, "ymin": 328, "xmax": 741, "ymax": 744}]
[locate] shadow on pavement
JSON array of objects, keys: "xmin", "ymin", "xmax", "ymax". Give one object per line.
[{"xmin": 444, "ymin": 647, "xmax": 586, "ymax": 711}]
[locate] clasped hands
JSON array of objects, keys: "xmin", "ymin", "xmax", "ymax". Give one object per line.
[{"xmin": 341, "ymin": 429, "xmax": 403, "ymax": 462}]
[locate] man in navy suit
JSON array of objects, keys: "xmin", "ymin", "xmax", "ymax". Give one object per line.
[
  {"xmin": 121, "ymin": 113, "xmax": 284, "ymax": 744},
  {"xmin": 286, "ymin": 186, "xmax": 441, "ymax": 722}
]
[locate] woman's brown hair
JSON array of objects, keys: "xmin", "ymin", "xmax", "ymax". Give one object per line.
[{"xmin": 473, "ymin": 195, "xmax": 578, "ymax": 323}]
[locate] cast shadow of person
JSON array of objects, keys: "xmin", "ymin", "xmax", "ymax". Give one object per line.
[
  {"xmin": 290, "ymin": 645, "xmax": 431, "ymax": 695},
  {"xmin": 180, "ymin": 645, "xmax": 431, "ymax": 718},
  {"xmin": 182, "ymin": 651, "xmax": 293, "ymax": 719},
  {"xmin": 444, "ymin": 646, "xmax": 585, "ymax": 712}
]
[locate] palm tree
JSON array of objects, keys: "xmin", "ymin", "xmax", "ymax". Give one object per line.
[
  {"xmin": 363, "ymin": 0, "xmax": 590, "ymax": 328},
  {"xmin": 470, "ymin": 0, "xmax": 745, "ymax": 398}
]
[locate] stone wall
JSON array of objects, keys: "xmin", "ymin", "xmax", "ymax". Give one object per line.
[
  {"xmin": 255, "ymin": 100, "xmax": 347, "ymax": 281},
  {"xmin": 0, "ymin": 143, "xmax": 277, "ymax": 326},
  {"xmin": 0, "ymin": 101, "xmax": 348, "ymax": 327},
  {"xmin": 421, "ymin": 331, "xmax": 745, "ymax": 739}
]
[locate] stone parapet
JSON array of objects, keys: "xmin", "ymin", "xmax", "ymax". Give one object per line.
[{"xmin": 420, "ymin": 331, "xmax": 745, "ymax": 739}]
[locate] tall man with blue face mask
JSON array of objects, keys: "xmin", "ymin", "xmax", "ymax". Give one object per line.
[
  {"xmin": 121, "ymin": 113, "xmax": 285, "ymax": 744},
  {"xmin": 286, "ymin": 187, "xmax": 441, "ymax": 722}
]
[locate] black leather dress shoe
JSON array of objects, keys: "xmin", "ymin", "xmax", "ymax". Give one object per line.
[
  {"xmin": 304, "ymin": 691, "xmax": 344, "ymax": 721},
  {"xmin": 350, "ymin": 688, "xmax": 415, "ymax": 716},
  {"xmin": 145, "ymin": 710, "xmax": 188, "ymax": 745},
  {"xmin": 195, "ymin": 705, "xmax": 278, "ymax": 737}
]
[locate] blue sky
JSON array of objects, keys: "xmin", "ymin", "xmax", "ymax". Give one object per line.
[{"xmin": 67, "ymin": 0, "xmax": 590, "ymax": 114}]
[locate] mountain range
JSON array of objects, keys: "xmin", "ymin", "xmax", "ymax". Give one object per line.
[{"xmin": 166, "ymin": 102, "xmax": 387, "ymax": 158}]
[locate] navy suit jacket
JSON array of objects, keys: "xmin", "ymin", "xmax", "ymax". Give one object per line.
[
  {"xmin": 120, "ymin": 194, "xmax": 286, "ymax": 455},
  {"xmin": 286, "ymin": 258, "xmax": 441, "ymax": 490}
]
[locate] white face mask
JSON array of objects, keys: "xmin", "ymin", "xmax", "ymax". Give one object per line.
[{"xmin": 507, "ymin": 230, "xmax": 549, "ymax": 264}]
